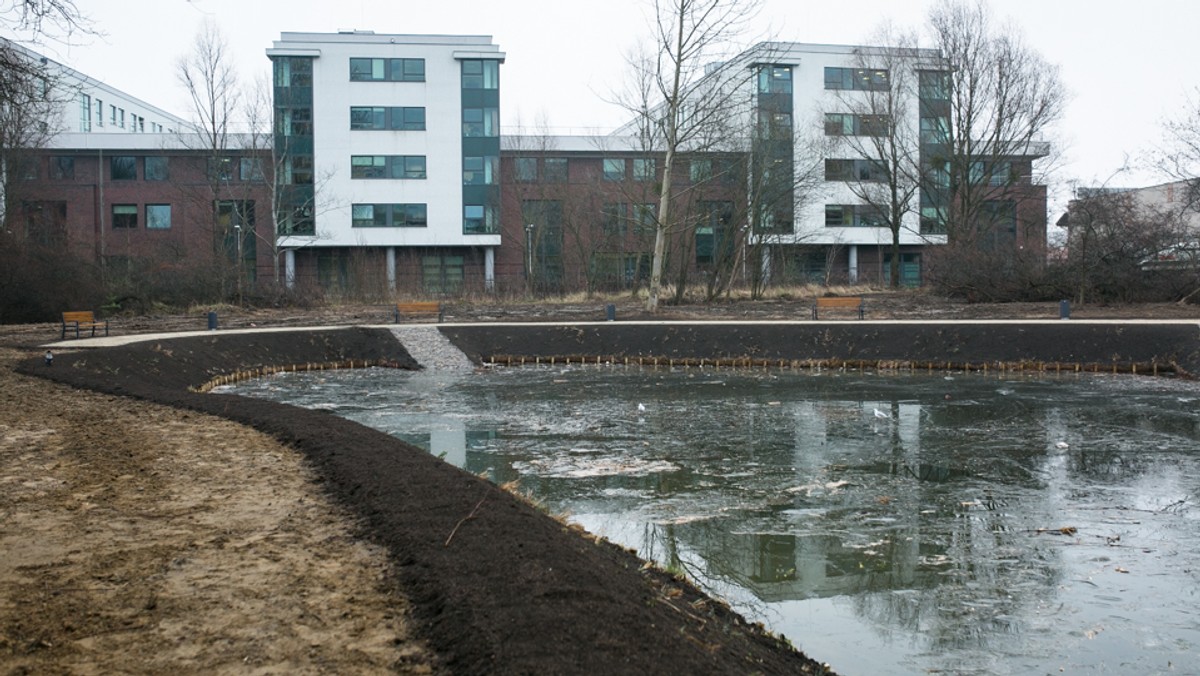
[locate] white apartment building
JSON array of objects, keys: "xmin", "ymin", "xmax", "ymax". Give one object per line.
[
  {"xmin": 2, "ymin": 40, "xmax": 191, "ymax": 136},
  {"xmin": 266, "ymin": 31, "xmax": 504, "ymax": 292}
]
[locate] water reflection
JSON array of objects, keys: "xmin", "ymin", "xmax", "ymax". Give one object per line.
[{"xmin": 229, "ymin": 366, "xmax": 1200, "ymax": 675}]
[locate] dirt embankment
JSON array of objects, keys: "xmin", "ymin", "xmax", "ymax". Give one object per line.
[
  {"xmin": 5, "ymin": 296, "xmax": 1200, "ymax": 675},
  {"xmin": 11, "ymin": 329, "xmax": 832, "ymax": 675}
]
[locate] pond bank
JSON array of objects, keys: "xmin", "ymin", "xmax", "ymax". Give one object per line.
[{"xmin": 19, "ymin": 319, "xmax": 1200, "ymax": 674}]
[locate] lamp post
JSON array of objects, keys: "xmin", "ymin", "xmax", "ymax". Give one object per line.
[
  {"xmin": 525, "ymin": 223, "xmax": 535, "ymax": 295},
  {"xmin": 234, "ymin": 223, "xmax": 243, "ymax": 305}
]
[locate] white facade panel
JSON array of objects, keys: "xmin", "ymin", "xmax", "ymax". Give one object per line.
[{"xmin": 272, "ymin": 32, "xmax": 502, "ymax": 249}]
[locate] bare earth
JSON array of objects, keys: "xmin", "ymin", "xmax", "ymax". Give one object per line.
[
  {"xmin": 2, "ymin": 293, "xmax": 1198, "ymax": 674},
  {"xmin": 0, "ymin": 344, "xmax": 434, "ymax": 674}
]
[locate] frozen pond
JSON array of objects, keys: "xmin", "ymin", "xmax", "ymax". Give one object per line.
[{"xmin": 228, "ymin": 365, "xmax": 1200, "ymax": 674}]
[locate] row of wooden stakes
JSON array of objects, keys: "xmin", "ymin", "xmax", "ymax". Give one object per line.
[{"xmin": 192, "ymin": 354, "xmax": 1184, "ymax": 392}]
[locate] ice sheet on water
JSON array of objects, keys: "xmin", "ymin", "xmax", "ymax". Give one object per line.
[{"xmin": 514, "ymin": 454, "xmax": 679, "ymax": 479}]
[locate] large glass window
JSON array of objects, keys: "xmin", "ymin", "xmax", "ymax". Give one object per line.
[
  {"xmin": 50, "ymin": 156, "xmax": 74, "ymax": 180},
  {"xmin": 112, "ymin": 204, "xmax": 137, "ymax": 228},
  {"xmin": 919, "ymin": 71, "xmax": 950, "ymax": 101},
  {"xmin": 463, "ymin": 155, "xmax": 498, "ymax": 185},
  {"xmin": 462, "ymin": 107, "xmax": 499, "ymax": 137},
  {"xmin": 350, "ymin": 57, "xmax": 424, "ymax": 82},
  {"xmin": 239, "ymin": 158, "xmax": 264, "ymax": 182},
  {"xmin": 690, "ymin": 158, "xmax": 713, "ymax": 182},
  {"xmin": 825, "ymin": 159, "xmax": 888, "ymax": 182},
  {"xmin": 422, "ymin": 255, "xmax": 464, "ymax": 294},
  {"xmin": 825, "ymin": 113, "xmax": 889, "ymax": 137},
  {"xmin": 825, "ymin": 204, "xmax": 886, "ymax": 227},
  {"xmin": 461, "ymin": 59, "xmax": 499, "ymax": 89},
  {"xmin": 514, "ymin": 157, "xmax": 538, "ymax": 182},
  {"xmin": 824, "ymin": 67, "xmax": 890, "ymax": 91},
  {"xmin": 145, "ymin": 204, "xmax": 171, "ymax": 230},
  {"xmin": 463, "ymin": 204, "xmax": 498, "ymax": 234},
  {"xmin": 602, "ymin": 202, "xmax": 627, "ymax": 236},
  {"xmin": 351, "ymin": 155, "xmax": 426, "ymax": 179},
  {"xmin": 757, "ymin": 65, "xmax": 792, "ymax": 94},
  {"xmin": 350, "ymin": 106, "xmax": 425, "ymax": 130},
  {"xmin": 633, "ymin": 158, "xmax": 656, "ymax": 182},
  {"xmin": 544, "ymin": 158, "xmax": 568, "ymax": 183},
  {"xmin": 111, "ymin": 156, "xmax": 136, "ymax": 180},
  {"xmin": 603, "ymin": 158, "xmax": 625, "ymax": 181},
  {"xmin": 144, "ymin": 156, "xmax": 169, "ymax": 181},
  {"xmin": 351, "ymin": 203, "xmax": 428, "ymax": 227}
]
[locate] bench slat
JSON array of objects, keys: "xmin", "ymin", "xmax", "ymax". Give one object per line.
[
  {"xmin": 61, "ymin": 311, "xmax": 109, "ymax": 339},
  {"xmin": 812, "ymin": 297, "xmax": 865, "ymax": 320},
  {"xmin": 393, "ymin": 302, "xmax": 444, "ymax": 323}
]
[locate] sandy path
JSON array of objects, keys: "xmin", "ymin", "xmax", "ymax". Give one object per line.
[{"xmin": 0, "ymin": 348, "xmax": 434, "ymax": 673}]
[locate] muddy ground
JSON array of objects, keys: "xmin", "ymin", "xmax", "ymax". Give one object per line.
[{"xmin": 2, "ymin": 293, "xmax": 1198, "ymax": 675}]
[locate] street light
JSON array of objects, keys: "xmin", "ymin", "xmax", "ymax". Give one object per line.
[{"xmin": 525, "ymin": 223, "xmax": 535, "ymax": 292}]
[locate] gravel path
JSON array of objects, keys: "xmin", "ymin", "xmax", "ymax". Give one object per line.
[{"xmin": 389, "ymin": 325, "xmax": 475, "ymax": 371}]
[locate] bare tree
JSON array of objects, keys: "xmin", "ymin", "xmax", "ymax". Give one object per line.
[
  {"xmin": 1158, "ymin": 89, "xmax": 1200, "ymax": 213},
  {"xmin": 1061, "ymin": 186, "xmax": 1197, "ymax": 304},
  {"xmin": 1, "ymin": 0, "xmax": 89, "ymax": 41},
  {"xmin": 822, "ymin": 27, "xmax": 926, "ymax": 289},
  {"xmin": 617, "ymin": 0, "xmax": 763, "ymax": 312},
  {"xmin": 927, "ymin": 0, "xmax": 1065, "ymax": 245},
  {"xmin": 241, "ymin": 75, "xmax": 335, "ymax": 289},
  {"xmin": 176, "ymin": 21, "xmax": 248, "ymax": 300}
]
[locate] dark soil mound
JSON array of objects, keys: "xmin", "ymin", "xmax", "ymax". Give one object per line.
[{"xmin": 20, "ymin": 328, "xmax": 832, "ymax": 675}]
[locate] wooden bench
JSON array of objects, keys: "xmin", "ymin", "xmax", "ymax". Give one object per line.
[
  {"xmin": 812, "ymin": 296, "xmax": 865, "ymax": 320},
  {"xmin": 61, "ymin": 311, "xmax": 109, "ymax": 339},
  {"xmin": 392, "ymin": 301, "xmax": 444, "ymax": 323}
]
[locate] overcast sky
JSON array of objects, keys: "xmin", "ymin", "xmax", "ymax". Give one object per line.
[{"xmin": 22, "ymin": 0, "xmax": 1200, "ymax": 201}]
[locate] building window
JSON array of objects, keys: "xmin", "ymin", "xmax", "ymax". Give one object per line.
[
  {"xmin": 461, "ymin": 59, "xmax": 499, "ymax": 89},
  {"xmin": 95, "ymin": 98, "xmax": 103, "ymax": 127},
  {"xmin": 145, "ymin": 204, "xmax": 171, "ymax": 230},
  {"xmin": 208, "ymin": 157, "xmax": 234, "ymax": 181},
  {"xmin": 603, "ymin": 158, "xmax": 626, "ymax": 181},
  {"xmin": 50, "ymin": 156, "xmax": 74, "ymax": 180},
  {"xmin": 825, "ymin": 204, "xmax": 886, "ymax": 228},
  {"xmin": 635, "ymin": 203, "xmax": 657, "ymax": 233},
  {"xmin": 351, "ymin": 203, "xmax": 428, "ymax": 228},
  {"xmin": 514, "ymin": 157, "xmax": 538, "ymax": 182},
  {"xmin": 286, "ymin": 155, "xmax": 314, "ymax": 185},
  {"xmin": 690, "ymin": 158, "xmax": 713, "ymax": 182},
  {"xmin": 462, "ymin": 107, "xmax": 499, "ymax": 137},
  {"xmin": 757, "ymin": 65, "xmax": 792, "ymax": 94},
  {"xmin": 970, "ymin": 160, "xmax": 1013, "ymax": 187},
  {"xmin": 825, "ymin": 113, "xmax": 889, "ymax": 137},
  {"xmin": 112, "ymin": 204, "xmax": 138, "ymax": 228},
  {"xmin": 824, "ymin": 67, "xmax": 890, "ymax": 91},
  {"xmin": 349, "ymin": 106, "xmax": 425, "ymax": 130},
  {"xmin": 79, "ymin": 93, "xmax": 91, "ymax": 132},
  {"xmin": 239, "ymin": 158, "xmax": 264, "ymax": 182},
  {"xmin": 350, "ymin": 155, "xmax": 426, "ymax": 179},
  {"xmin": 118, "ymin": 108, "xmax": 125, "ymax": 129},
  {"xmin": 144, "ymin": 156, "xmax": 169, "ymax": 181},
  {"xmin": 544, "ymin": 157, "xmax": 568, "ymax": 183},
  {"xmin": 463, "ymin": 155, "xmax": 498, "ymax": 185},
  {"xmin": 111, "ymin": 156, "xmax": 137, "ymax": 180},
  {"xmin": 602, "ymin": 203, "xmax": 627, "ymax": 236},
  {"xmin": 463, "ymin": 204, "xmax": 498, "ymax": 234},
  {"xmin": 349, "ymin": 57, "xmax": 425, "ymax": 82},
  {"xmin": 422, "ymin": 255, "xmax": 464, "ymax": 294},
  {"xmin": 633, "ymin": 158, "xmax": 656, "ymax": 182},
  {"xmin": 825, "ymin": 159, "xmax": 888, "ymax": 182},
  {"xmin": 919, "ymin": 71, "xmax": 950, "ymax": 101},
  {"xmin": 920, "ymin": 116, "xmax": 950, "ymax": 145},
  {"xmin": 883, "ymin": 253, "xmax": 922, "ymax": 287}
]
